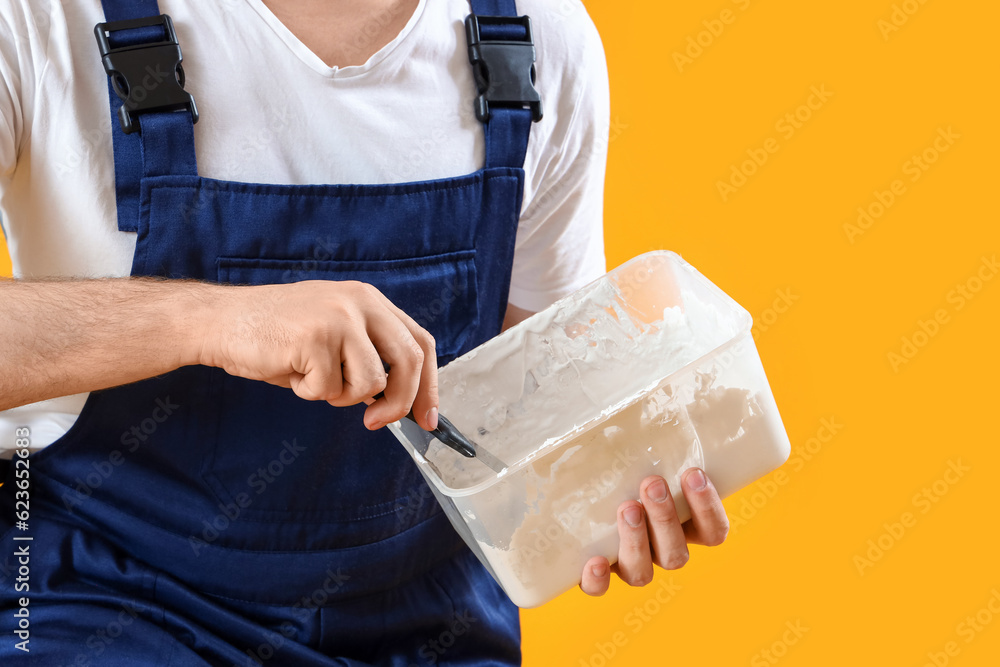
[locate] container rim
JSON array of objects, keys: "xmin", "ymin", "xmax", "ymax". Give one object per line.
[{"xmin": 408, "ymin": 250, "xmax": 754, "ymax": 498}]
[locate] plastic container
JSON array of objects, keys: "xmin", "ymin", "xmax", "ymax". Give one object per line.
[{"xmin": 388, "ymin": 251, "xmax": 791, "ymax": 607}]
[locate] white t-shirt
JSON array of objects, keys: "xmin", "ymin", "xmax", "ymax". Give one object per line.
[{"xmin": 0, "ymin": 0, "xmax": 609, "ymax": 455}]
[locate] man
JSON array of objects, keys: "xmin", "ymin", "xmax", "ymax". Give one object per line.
[{"xmin": 0, "ymin": 0, "xmax": 730, "ymax": 663}]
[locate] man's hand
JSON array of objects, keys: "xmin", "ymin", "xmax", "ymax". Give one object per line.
[
  {"xmin": 499, "ymin": 303, "xmax": 730, "ymax": 596},
  {"xmin": 0, "ymin": 278, "xmax": 439, "ymax": 431},
  {"xmin": 579, "ymin": 468, "xmax": 730, "ymax": 595},
  {"xmin": 202, "ymin": 280, "xmax": 439, "ymax": 431}
]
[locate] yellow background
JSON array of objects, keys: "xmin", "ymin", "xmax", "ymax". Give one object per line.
[
  {"xmin": 519, "ymin": 0, "xmax": 1000, "ymax": 666},
  {"xmin": 2, "ymin": 0, "xmax": 998, "ymax": 665}
]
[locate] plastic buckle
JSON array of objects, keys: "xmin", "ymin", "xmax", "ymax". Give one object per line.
[
  {"xmin": 465, "ymin": 14, "xmax": 543, "ymax": 123},
  {"xmin": 94, "ymin": 14, "xmax": 198, "ymax": 135}
]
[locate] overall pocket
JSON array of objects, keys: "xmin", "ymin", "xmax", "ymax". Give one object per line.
[{"xmin": 202, "ymin": 250, "xmax": 480, "ymax": 525}]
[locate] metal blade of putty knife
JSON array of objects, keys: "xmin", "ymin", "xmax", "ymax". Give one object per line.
[
  {"xmin": 424, "ymin": 413, "xmax": 508, "ymax": 474},
  {"xmin": 376, "ymin": 361, "xmax": 508, "ymax": 473}
]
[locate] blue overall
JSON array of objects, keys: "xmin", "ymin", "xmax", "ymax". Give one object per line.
[{"xmin": 0, "ymin": 0, "xmax": 536, "ymax": 663}]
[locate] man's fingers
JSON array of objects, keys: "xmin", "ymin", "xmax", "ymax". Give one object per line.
[
  {"xmin": 616, "ymin": 500, "xmax": 654, "ymax": 587},
  {"xmin": 336, "ymin": 337, "xmax": 386, "ymax": 411},
  {"xmin": 640, "ymin": 476, "xmax": 690, "ymax": 570},
  {"xmin": 580, "ymin": 556, "xmax": 612, "ymax": 596},
  {"xmin": 285, "ymin": 342, "xmax": 344, "ymax": 402},
  {"xmin": 364, "ymin": 309, "xmax": 424, "ymax": 429},
  {"xmin": 295, "ymin": 282, "xmax": 437, "ymax": 433},
  {"xmin": 387, "ymin": 303, "xmax": 439, "ymax": 431},
  {"xmin": 681, "ymin": 468, "xmax": 730, "ymax": 547},
  {"xmin": 263, "ymin": 374, "xmax": 294, "ymax": 390}
]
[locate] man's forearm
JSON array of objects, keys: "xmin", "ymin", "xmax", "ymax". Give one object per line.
[{"xmin": 0, "ymin": 277, "xmax": 219, "ymax": 411}]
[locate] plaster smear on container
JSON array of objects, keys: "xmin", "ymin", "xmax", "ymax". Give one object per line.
[
  {"xmin": 480, "ymin": 373, "xmax": 769, "ymax": 608},
  {"xmin": 410, "ymin": 264, "xmax": 771, "ymax": 607},
  {"xmin": 427, "ymin": 278, "xmax": 738, "ymax": 490}
]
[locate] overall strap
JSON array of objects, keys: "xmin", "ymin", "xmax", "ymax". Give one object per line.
[
  {"xmin": 470, "ymin": 0, "xmax": 517, "ymax": 15},
  {"xmin": 467, "ymin": 0, "xmax": 541, "ymax": 171},
  {"xmin": 97, "ymin": 0, "xmax": 198, "ymax": 232}
]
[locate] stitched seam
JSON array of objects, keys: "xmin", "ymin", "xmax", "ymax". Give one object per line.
[
  {"xmin": 218, "ymin": 249, "xmax": 477, "ymax": 272},
  {"xmin": 144, "ymin": 171, "xmax": 519, "ymax": 200},
  {"xmin": 198, "ymin": 525, "xmax": 462, "ymax": 608},
  {"xmin": 33, "ymin": 470, "xmax": 445, "ymax": 553}
]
